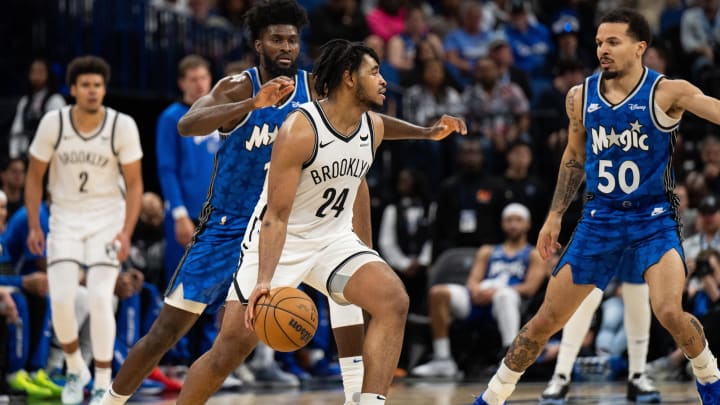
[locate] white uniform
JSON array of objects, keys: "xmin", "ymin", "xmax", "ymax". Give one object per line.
[
  {"xmin": 229, "ymin": 101, "xmax": 385, "ymax": 305},
  {"xmin": 29, "ymin": 106, "xmax": 143, "ymax": 267}
]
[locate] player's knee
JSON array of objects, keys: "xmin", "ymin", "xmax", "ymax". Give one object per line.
[
  {"xmin": 429, "ymin": 284, "xmax": 450, "ymax": 303},
  {"xmin": 50, "ymin": 295, "xmax": 74, "ymax": 316},
  {"xmin": 532, "ymin": 306, "xmax": 566, "ymax": 335},
  {"xmin": 652, "ymin": 302, "xmax": 684, "ymax": 331},
  {"xmin": 493, "ymin": 287, "xmax": 520, "ymax": 306},
  {"xmin": 212, "ymin": 328, "xmax": 257, "ymax": 370},
  {"xmin": 378, "ymin": 280, "xmax": 409, "ymax": 319}
]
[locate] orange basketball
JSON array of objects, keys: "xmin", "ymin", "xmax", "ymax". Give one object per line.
[{"xmin": 253, "ymin": 287, "xmax": 318, "ymax": 352}]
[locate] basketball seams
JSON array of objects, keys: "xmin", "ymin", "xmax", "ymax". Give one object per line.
[{"xmin": 254, "ymin": 287, "xmax": 319, "ymax": 352}]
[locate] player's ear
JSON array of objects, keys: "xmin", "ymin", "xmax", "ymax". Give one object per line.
[
  {"xmin": 343, "ymin": 69, "xmax": 354, "ymax": 88},
  {"xmin": 255, "ymin": 39, "xmax": 263, "ymax": 55},
  {"xmin": 70, "ymin": 84, "xmax": 77, "ymax": 98},
  {"xmin": 637, "ymin": 41, "xmax": 647, "ymax": 58}
]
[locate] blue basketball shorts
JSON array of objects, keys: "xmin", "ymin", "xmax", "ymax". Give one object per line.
[
  {"xmin": 554, "ymin": 204, "xmax": 685, "ymax": 289},
  {"xmin": 165, "ymin": 207, "xmax": 247, "ymax": 313}
]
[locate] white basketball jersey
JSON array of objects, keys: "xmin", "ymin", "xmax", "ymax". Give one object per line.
[
  {"xmin": 254, "ymin": 101, "xmax": 375, "ymax": 241},
  {"xmin": 30, "ymin": 106, "xmax": 143, "ymax": 213}
]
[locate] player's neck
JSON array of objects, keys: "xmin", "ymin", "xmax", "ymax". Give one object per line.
[
  {"xmin": 71, "ymin": 105, "xmax": 105, "ymax": 133},
  {"xmin": 603, "ymin": 64, "xmax": 645, "ymax": 94},
  {"xmin": 502, "ymin": 238, "xmax": 526, "ymax": 251},
  {"xmin": 319, "ymin": 97, "xmax": 366, "ymax": 136}
]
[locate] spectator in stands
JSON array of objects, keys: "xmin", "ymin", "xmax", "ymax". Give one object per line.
[
  {"xmin": 643, "ymin": 44, "xmax": 668, "ymax": 74},
  {"xmin": 217, "ymin": 0, "xmax": 252, "ymax": 26},
  {"xmin": 504, "ymin": 0, "xmax": 554, "ymax": 84},
  {"xmin": 547, "ymin": 14, "xmax": 596, "ymax": 73},
  {"xmin": 0, "ymin": 288, "xmax": 22, "ymax": 400},
  {"xmin": 308, "ymin": 0, "xmax": 369, "ymax": 57},
  {"xmin": 686, "ymin": 136, "xmax": 720, "ymax": 198},
  {"xmin": 387, "ymin": 6, "xmax": 444, "ymax": 85},
  {"xmin": 428, "ymin": 0, "xmax": 462, "ymax": 38},
  {"xmin": 9, "ymin": 59, "xmax": 66, "ymax": 160},
  {"xmin": 129, "ymin": 192, "xmax": 166, "ymax": 290},
  {"xmin": 482, "ymin": 0, "xmax": 511, "ymax": 31},
  {"xmin": 379, "ymin": 169, "xmax": 434, "ymax": 313},
  {"xmin": 155, "ymin": 55, "xmax": 221, "ymax": 367},
  {"xmin": 433, "ymin": 139, "xmax": 504, "ymax": 259},
  {"xmin": 681, "ymin": 0, "xmax": 720, "ymax": 82},
  {"xmin": 2, "ymin": 191, "xmax": 59, "ymax": 398},
  {"xmin": 443, "ymin": 0, "xmax": 494, "ymax": 85},
  {"xmin": 412, "ymin": 203, "xmax": 545, "ymax": 377},
  {"xmin": 366, "ymin": 0, "xmax": 407, "ymax": 43},
  {"xmin": 684, "ymin": 194, "xmax": 720, "ymax": 270},
  {"xmin": 500, "ymin": 140, "xmax": 549, "ymax": 242},
  {"xmin": 156, "ymin": 55, "xmax": 218, "ymax": 289},
  {"xmin": 1, "ymin": 157, "xmax": 26, "ymax": 219},
  {"xmin": 676, "ymin": 183, "xmax": 698, "ymax": 238},
  {"xmin": 533, "ymin": 58, "xmax": 586, "ymax": 180},
  {"xmin": 463, "ymin": 57, "xmax": 530, "ymax": 173},
  {"xmin": 400, "ymin": 58, "xmax": 465, "ymax": 184},
  {"xmin": 488, "ymin": 37, "xmax": 533, "ymax": 101}
]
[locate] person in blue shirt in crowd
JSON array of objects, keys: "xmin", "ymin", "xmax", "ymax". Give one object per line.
[
  {"xmin": 155, "ymin": 55, "xmax": 222, "ymax": 367},
  {"xmin": 0, "ymin": 189, "xmax": 61, "ymax": 398}
]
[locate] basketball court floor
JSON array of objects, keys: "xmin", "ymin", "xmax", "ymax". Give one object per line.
[{"xmin": 115, "ymin": 380, "xmax": 703, "ymax": 405}]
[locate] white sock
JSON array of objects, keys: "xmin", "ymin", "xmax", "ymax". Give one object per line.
[
  {"xmin": 689, "ymin": 341, "xmax": 720, "ymax": 384},
  {"xmin": 555, "ymin": 288, "xmax": 602, "ymax": 377},
  {"xmin": 251, "ymin": 342, "xmax": 275, "ymax": 368},
  {"xmin": 482, "ymin": 360, "xmax": 523, "ymax": 405},
  {"xmin": 65, "ymin": 349, "xmax": 86, "ymax": 374},
  {"xmin": 622, "ymin": 283, "xmax": 651, "ymax": 376},
  {"xmin": 94, "ymin": 367, "xmax": 112, "ymax": 391},
  {"xmin": 358, "ymin": 393, "xmax": 386, "ymax": 404},
  {"xmin": 100, "ymin": 386, "xmax": 130, "ymax": 405},
  {"xmin": 434, "ymin": 338, "xmax": 451, "ymax": 359},
  {"xmin": 339, "ymin": 356, "xmax": 363, "ymax": 403}
]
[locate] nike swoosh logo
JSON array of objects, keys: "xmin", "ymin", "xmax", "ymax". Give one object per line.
[
  {"xmin": 319, "ymin": 140, "xmax": 335, "ymax": 148},
  {"xmin": 359, "ymin": 134, "xmax": 369, "ymax": 141},
  {"xmin": 353, "ymin": 358, "xmax": 363, "ymax": 363}
]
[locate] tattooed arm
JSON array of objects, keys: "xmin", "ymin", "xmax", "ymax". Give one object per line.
[{"xmin": 537, "ymin": 84, "xmax": 587, "ymax": 260}]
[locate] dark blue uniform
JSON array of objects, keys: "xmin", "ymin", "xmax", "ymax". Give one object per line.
[
  {"xmin": 165, "ymin": 68, "xmax": 313, "ymax": 312},
  {"xmin": 555, "ymin": 67, "xmax": 685, "ymax": 288}
]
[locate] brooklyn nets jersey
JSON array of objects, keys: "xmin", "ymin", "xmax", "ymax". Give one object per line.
[
  {"xmin": 30, "ymin": 106, "xmax": 143, "ymax": 212},
  {"xmin": 252, "ymin": 101, "xmax": 375, "ymax": 241}
]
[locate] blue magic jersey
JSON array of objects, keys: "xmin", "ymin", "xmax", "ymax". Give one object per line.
[
  {"xmin": 582, "ymin": 67, "xmax": 680, "ymax": 207},
  {"xmin": 207, "ymin": 67, "xmax": 312, "ymax": 220},
  {"xmin": 485, "ymin": 244, "xmax": 532, "ymax": 286}
]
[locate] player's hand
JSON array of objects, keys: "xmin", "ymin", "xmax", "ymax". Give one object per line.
[
  {"xmin": 112, "ymin": 231, "xmax": 131, "ymax": 262},
  {"xmin": 26, "ymin": 227, "xmax": 45, "ymax": 256},
  {"xmin": 22, "ymin": 272, "xmax": 49, "ymax": 297},
  {"xmin": 470, "ymin": 287, "xmax": 495, "ymax": 306},
  {"xmin": 245, "ymin": 282, "xmax": 271, "ymax": 331},
  {"xmin": 537, "ymin": 215, "xmax": 562, "ymax": 260},
  {"xmin": 0, "ymin": 289, "xmax": 18, "ymax": 323},
  {"xmin": 252, "ymin": 76, "xmax": 295, "ymax": 109},
  {"xmin": 175, "ymin": 216, "xmax": 195, "ymax": 247},
  {"xmin": 427, "ymin": 115, "xmax": 467, "ymax": 140}
]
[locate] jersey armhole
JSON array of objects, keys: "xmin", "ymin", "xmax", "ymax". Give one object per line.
[
  {"xmin": 366, "ymin": 112, "xmax": 376, "ymax": 160},
  {"xmin": 53, "ymin": 110, "xmax": 64, "ymax": 150},
  {"xmin": 297, "ymin": 109, "xmax": 319, "ymax": 169},
  {"xmin": 581, "ymin": 79, "xmax": 588, "ymax": 127},
  {"xmin": 650, "ymin": 76, "xmax": 680, "ymax": 132},
  {"xmin": 110, "ymin": 111, "xmax": 120, "ymax": 156}
]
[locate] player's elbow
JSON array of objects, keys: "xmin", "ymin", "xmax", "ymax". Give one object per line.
[{"xmin": 176, "ymin": 115, "xmax": 197, "ymax": 137}]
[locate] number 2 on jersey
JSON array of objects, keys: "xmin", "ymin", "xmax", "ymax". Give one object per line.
[
  {"xmin": 79, "ymin": 171, "xmax": 89, "ymax": 193},
  {"xmin": 316, "ymin": 188, "xmax": 349, "ymax": 218},
  {"xmin": 598, "ymin": 160, "xmax": 639, "ymax": 194}
]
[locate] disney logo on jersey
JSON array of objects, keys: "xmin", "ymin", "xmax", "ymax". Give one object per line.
[
  {"xmin": 245, "ymin": 123, "xmax": 278, "ymax": 151},
  {"xmin": 57, "ymin": 150, "xmax": 110, "ymax": 167},
  {"xmin": 591, "ymin": 120, "xmax": 648, "ymax": 155}
]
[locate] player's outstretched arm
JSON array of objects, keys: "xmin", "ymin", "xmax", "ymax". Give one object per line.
[
  {"xmin": 377, "ymin": 113, "xmax": 467, "ymax": 141},
  {"xmin": 537, "ymin": 85, "xmax": 587, "ymax": 260},
  {"xmin": 663, "ymin": 78, "xmax": 720, "ymax": 125},
  {"xmin": 245, "ymin": 111, "xmax": 315, "ymax": 330},
  {"xmin": 177, "ymin": 74, "xmax": 295, "ymax": 136}
]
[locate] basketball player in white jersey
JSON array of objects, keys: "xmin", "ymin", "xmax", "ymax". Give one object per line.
[
  {"xmin": 170, "ymin": 39, "xmax": 466, "ymax": 405},
  {"xmin": 25, "ymin": 56, "xmax": 143, "ymax": 405}
]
